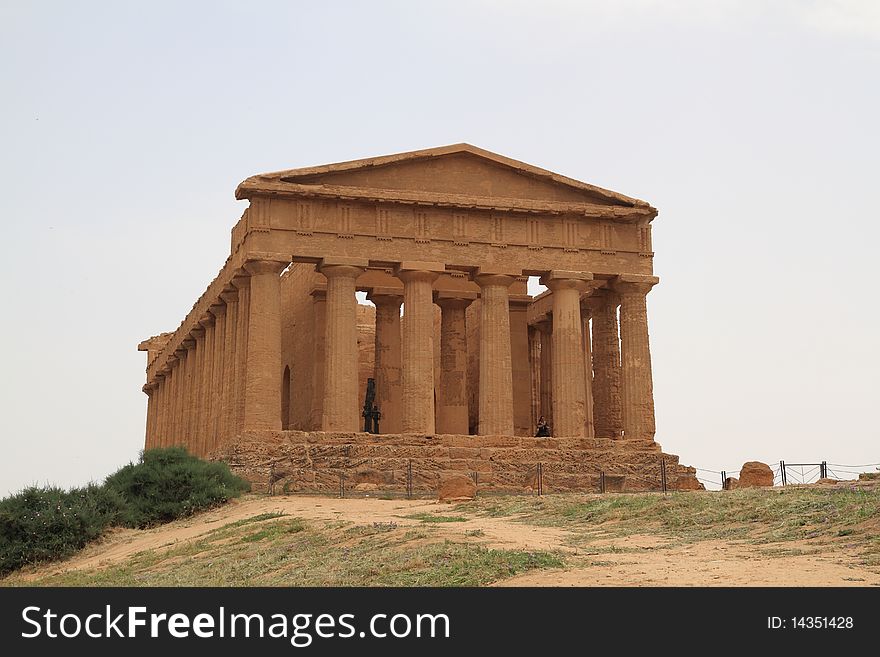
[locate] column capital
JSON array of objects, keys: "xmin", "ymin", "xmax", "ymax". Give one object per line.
[
  {"xmin": 613, "ymin": 274, "xmax": 659, "ymax": 296},
  {"xmin": 473, "ymin": 272, "xmax": 517, "ymax": 288},
  {"xmin": 181, "ymin": 338, "xmax": 196, "ymax": 350},
  {"xmin": 318, "ymin": 262, "xmax": 365, "ymax": 280},
  {"xmin": 434, "ymin": 290, "xmax": 477, "ymax": 310},
  {"xmin": 219, "ymin": 286, "xmax": 238, "ymax": 304},
  {"xmin": 396, "ymin": 261, "xmax": 445, "ymax": 284},
  {"xmin": 209, "ymin": 302, "xmax": 227, "ymax": 317},
  {"xmin": 231, "ymin": 272, "xmax": 250, "ymax": 289},
  {"xmin": 244, "ymin": 257, "xmax": 288, "ymax": 277},
  {"xmin": 508, "ymin": 294, "xmax": 532, "ymax": 310},
  {"xmin": 367, "ymin": 286, "xmax": 404, "ymax": 306},
  {"xmin": 198, "ymin": 313, "xmax": 214, "ymax": 328},
  {"xmin": 166, "ymin": 355, "xmax": 178, "ymax": 367},
  {"xmin": 142, "ymin": 383, "xmax": 156, "ymax": 395},
  {"xmin": 472, "ymin": 267, "xmax": 521, "ymax": 289},
  {"xmin": 540, "ymin": 270, "xmax": 594, "ymax": 292},
  {"xmin": 190, "ymin": 327, "xmax": 205, "ymax": 339}
]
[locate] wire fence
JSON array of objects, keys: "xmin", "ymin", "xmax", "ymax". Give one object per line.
[
  {"xmin": 270, "ymin": 456, "xmax": 879, "ymax": 497},
  {"xmin": 693, "ymin": 461, "xmax": 880, "ymax": 491}
]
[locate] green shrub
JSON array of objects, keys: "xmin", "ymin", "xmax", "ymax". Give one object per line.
[
  {"xmin": 104, "ymin": 447, "xmax": 250, "ymax": 528},
  {"xmin": 0, "ymin": 484, "xmax": 125, "ymax": 574},
  {"xmin": 0, "ymin": 448, "xmax": 250, "ymax": 575}
]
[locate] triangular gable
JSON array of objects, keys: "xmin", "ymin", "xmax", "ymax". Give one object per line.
[{"xmin": 236, "ymin": 144, "xmax": 650, "ymax": 209}]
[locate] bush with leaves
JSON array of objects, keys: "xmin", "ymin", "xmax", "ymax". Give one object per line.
[
  {"xmin": 104, "ymin": 447, "xmax": 250, "ymax": 528},
  {"xmin": 0, "ymin": 484, "xmax": 125, "ymax": 574},
  {"xmin": 0, "ymin": 447, "xmax": 249, "ymax": 574}
]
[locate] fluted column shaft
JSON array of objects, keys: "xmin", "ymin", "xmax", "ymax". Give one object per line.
[
  {"xmin": 543, "ymin": 271, "xmax": 592, "ymax": 438},
  {"xmin": 191, "ymin": 328, "xmax": 207, "ymax": 454},
  {"xmin": 369, "ymin": 290, "xmax": 403, "ymax": 434},
  {"xmin": 615, "ymin": 276, "xmax": 658, "ymax": 440},
  {"xmin": 581, "ymin": 305, "xmax": 596, "ymax": 438},
  {"xmin": 169, "ymin": 356, "xmax": 182, "ymax": 446},
  {"xmin": 591, "ymin": 290, "xmax": 623, "ymax": 438},
  {"xmin": 528, "ymin": 327, "xmax": 541, "ymax": 432},
  {"xmin": 243, "ymin": 259, "xmax": 286, "ymax": 431},
  {"xmin": 535, "ymin": 319, "xmax": 553, "ymax": 429},
  {"xmin": 217, "ymin": 289, "xmax": 238, "ymax": 444},
  {"xmin": 475, "ymin": 273, "xmax": 515, "ymax": 436},
  {"xmin": 319, "ymin": 263, "xmax": 364, "ymax": 431},
  {"xmin": 171, "ymin": 353, "xmax": 185, "ymax": 446},
  {"xmin": 208, "ymin": 304, "xmax": 226, "ymax": 452},
  {"xmin": 144, "ymin": 386, "xmax": 156, "ymax": 449},
  {"xmin": 232, "ymin": 274, "xmax": 250, "ymax": 434},
  {"xmin": 197, "ymin": 317, "xmax": 214, "ymax": 456},
  {"xmin": 436, "ymin": 296, "xmax": 472, "ymax": 434},
  {"xmin": 152, "ymin": 377, "xmax": 163, "ymax": 447},
  {"xmin": 309, "ymin": 290, "xmax": 326, "ymax": 431},
  {"xmin": 183, "ymin": 339, "xmax": 197, "ymax": 447},
  {"xmin": 509, "ymin": 299, "xmax": 531, "ymax": 436},
  {"xmin": 399, "ymin": 268, "xmax": 441, "ymax": 433}
]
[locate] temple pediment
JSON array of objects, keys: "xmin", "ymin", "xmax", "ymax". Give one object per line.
[{"xmin": 236, "ymin": 144, "xmax": 651, "ymax": 211}]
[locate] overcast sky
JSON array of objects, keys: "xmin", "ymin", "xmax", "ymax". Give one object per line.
[{"xmin": 1, "ymin": 1, "xmax": 878, "ymax": 495}]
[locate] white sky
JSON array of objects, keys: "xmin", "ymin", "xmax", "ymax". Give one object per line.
[{"xmin": 1, "ymin": 1, "xmax": 878, "ymax": 495}]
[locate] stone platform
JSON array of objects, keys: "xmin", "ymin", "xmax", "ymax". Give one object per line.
[{"xmin": 213, "ymin": 431, "xmax": 703, "ymax": 496}]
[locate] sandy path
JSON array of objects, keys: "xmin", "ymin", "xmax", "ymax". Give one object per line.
[
  {"xmin": 495, "ymin": 538, "xmax": 880, "ymax": 587},
  {"xmin": 18, "ymin": 495, "xmax": 574, "ymax": 580},
  {"xmin": 15, "ymin": 495, "xmax": 880, "ymax": 586}
]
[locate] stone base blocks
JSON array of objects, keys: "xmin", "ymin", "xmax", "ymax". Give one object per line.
[{"xmin": 214, "ymin": 431, "xmax": 703, "ymax": 496}]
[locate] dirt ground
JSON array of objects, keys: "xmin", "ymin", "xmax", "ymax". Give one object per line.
[{"xmin": 18, "ymin": 494, "xmax": 880, "ymax": 587}]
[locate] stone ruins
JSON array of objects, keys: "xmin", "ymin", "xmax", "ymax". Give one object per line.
[{"xmin": 138, "ymin": 144, "xmax": 701, "ymax": 494}]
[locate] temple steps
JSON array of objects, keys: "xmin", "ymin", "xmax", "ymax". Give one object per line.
[{"xmin": 214, "ymin": 430, "xmax": 703, "ymax": 495}]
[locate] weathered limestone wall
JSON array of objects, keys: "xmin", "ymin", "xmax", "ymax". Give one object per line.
[{"xmin": 214, "ymin": 431, "xmax": 702, "ymax": 495}]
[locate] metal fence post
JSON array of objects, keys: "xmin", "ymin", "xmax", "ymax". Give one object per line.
[{"xmin": 661, "ymin": 458, "xmax": 668, "ymax": 494}]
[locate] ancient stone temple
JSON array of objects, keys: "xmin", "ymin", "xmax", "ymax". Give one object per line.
[{"xmin": 139, "ymin": 144, "xmax": 701, "ymax": 493}]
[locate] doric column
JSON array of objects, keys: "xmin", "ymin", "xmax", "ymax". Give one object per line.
[
  {"xmin": 159, "ymin": 366, "xmax": 172, "ymax": 446},
  {"xmin": 309, "ymin": 288, "xmax": 326, "ymax": 431},
  {"xmin": 509, "ymin": 294, "xmax": 532, "ymax": 436},
  {"xmin": 541, "ymin": 270, "xmax": 593, "ymax": 438},
  {"xmin": 208, "ymin": 303, "xmax": 226, "ymax": 452},
  {"xmin": 368, "ymin": 287, "xmax": 403, "ymax": 434},
  {"xmin": 143, "ymin": 383, "xmax": 156, "ymax": 449},
  {"xmin": 242, "ymin": 258, "xmax": 287, "ymax": 431},
  {"xmin": 580, "ymin": 300, "xmax": 596, "ymax": 438},
  {"xmin": 397, "ymin": 262, "xmax": 444, "ymax": 433},
  {"xmin": 219, "ymin": 287, "xmax": 238, "ymax": 445},
  {"xmin": 231, "ymin": 272, "xmax": 250, "ymax": 435},
  {"xmin": 181, "ymin": 338, "xmax": 197, "ymax": 448},
  {"xmin": 434, "ymin": 292, "xmax": 475, "ymax": 435},
  {"xmin": 614, "ymin": 274, "xmax": 659, "ymax": 440},
  {"xmin": 317, "ymin": 258, "xmax": 366, "ymax": 431},
  {"xmin": 534, "ymin": 319, "xmax": 553, "ymax": 430},
  {"xmin": 528, "ymin": 327, "xmax": 541, "ymax": 433},
  {"xmin": 169, "ymin": 353, "xmax": 183, "ymax": 446},
  {"xmin": 189, "ymin": 329, "xmax": 205, "ymax": 454},
  {"xmin": 474, "ymin": 270, "xmax": 518, "ymax": 436},
  {"xmin": 198, "ymin": 315, "xmax": 215, "ymax": 456},
  {"xmin": 590, "ymin": 289, "xmax": 623, "ymax": 438},
  {"xmin": 152, "ymin": 375, "xmax": 164, "ymax": 447}
]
